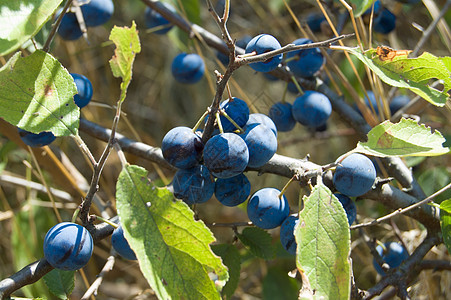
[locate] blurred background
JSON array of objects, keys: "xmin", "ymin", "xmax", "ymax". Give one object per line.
[{"xmin": 0, "ymin": 0, "xmax": 450, "ymax": 299}]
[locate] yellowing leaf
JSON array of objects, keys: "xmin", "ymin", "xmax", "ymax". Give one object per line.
[{"xmin": 109, "ymin": 21, "xmax": 141, "ymax": 103}]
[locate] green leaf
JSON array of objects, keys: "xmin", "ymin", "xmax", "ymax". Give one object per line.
[
  {"xmin": 440, "ymin": 199, "xmax": 451, "ymax": 214},
  {"xmin": 0, "ymin": 0, "xmax": 63, "ymax": 56},
  {"xmin": 262, "ymin": 267, "xmax": 299, "ymax": 300},
  {"xmin": 116, "ymin": 165, "xmax": 228, "ymax": 300},
  {"xmin": 177, "ymin": 0, "xmax": 201, "ymax": 25},
  {"xmin": 440, "ymin": 200, "xmax": 451, "ymax": 255},
  {"xmin": 211, "ymin": 244, "xmax": 241, "ymax": 299},
  {"xmin": 355, "ymin": 118, "xmax": 450, "ymax": 157},
  {"xmin": 345, "ymin": 47, "xmax": 450, "ymax": 106},
  {"xmin": 418, "ymin": 168, "xmax": 451, "ymax": 203},
  {"xmin": 43, "ymin": 269, "xmax": 75, "ymax": 299},
  {"xmin": 237, "ymin": 227, "xmax": 275, "ymax": 260},
  {"xmin": 296, "ymin": 182, "xmax": 351, "ymax": 300},
  {"xmin": 0, "ymin": 50, "xmax": 79, "ymax": 136},
  {"xmin": 109, "ymin": 21, "xmax": 141, "ymax": 103},
  {"xmin": 348, "ymin": 0, "xmax": 376, "ymax": 17}
]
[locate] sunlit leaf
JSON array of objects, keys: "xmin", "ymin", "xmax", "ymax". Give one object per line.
[
  {"xmin": 345, "ymin": 47, "xmax": 451, "ymax": 106},
  {"xmin": 296, "ymin": 182, "xmax": 351, "ymax": 300},
  {"xmin": 355, "ymin": 118, "xmax": 450, "ymax": 157},
  {"xmin": 0, "ymin": 51, "xmax": 78, "ymax": 136},
  {"xmin": 440, "ymin": 200, "xmax": 451, "ymax": 255},
  {"xmin": 0, "ymin": 0, "xmax": 63, "ymax": 55},
  {"xmin": 116, "ymin": 165, "xmax": 228, "ymax": 300},
  {"xmin": 109, "ymin": 21, "xmax": 141, "ymax": 103}
]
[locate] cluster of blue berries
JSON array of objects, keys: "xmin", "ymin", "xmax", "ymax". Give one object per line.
[
  {"xmin": 57, "ymin": 0, "xmax": 114, "ymax": 41},
  {"xmin": 18, "ymin": 73, "xmax": 93, "ymax": 148},
  {"xmin": 161, "ymin": 96, "xmax": 306, "ymax": 253}
]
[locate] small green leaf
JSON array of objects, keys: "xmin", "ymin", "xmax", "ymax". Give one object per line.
[
  {"xmin": 0, "ymin": 50, "xmax": 79, "ymax": 136},
  {"xmin": 355, "ymin": 118, "xmax": 450, "ymax": 157},
  {"xmin": 109, "ymin": 21, "xmax": 141, "ymax": 103},
  {"xmin": 440, "ymin": 199, "xmax": 451, "ymax": 214},
  {"xmin": 348, "ymin": 0, "xmax": 376, "ymax": 17},
  {"xmin": 262, "ymin": 267, "xmax": 299, "ymax": 300},
  {"xmin": 211, "ymin": 244, "xmax": 241, "ymax": 299},
  {"xmin": 237, "ymin": 227, "xmax": 275, "ymax": 260},
  {"xmin": 345, "ymin": 47, "xmax": 451, "ymax": 106},
  {"xmin": 440, "ymin": 200, "xmax": 451, "ymax": 255},
  {"xmin": 116, "ymin": 165, "xmax": 228, "ymax": 300},
  {"xmin": 296, "ymin": 182, "xmax": 351, "ymax": 300},
  {"xmin": 0, "ymin": 0, "xmax": 63, "ymax": 56},
  {"xmin": 43, "ymin": 269, "xmax": 75, "ymax": 299}
]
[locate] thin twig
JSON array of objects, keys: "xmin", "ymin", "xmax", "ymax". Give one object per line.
[
  {"xmin": 80, "ymin": 255, "xmax": 116, "ymax": 300},
  {"xmin": 351, "ymin": 182, "xmax": 451, "ymax": 230},
  {"xmin": 42, "ymin": 0, "xmax": 74, "ymax": 52}
]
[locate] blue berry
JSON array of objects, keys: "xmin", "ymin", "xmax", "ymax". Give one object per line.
[
  {"xmin": 215, "ymin": 174, "xmax": 251, "ymax": 207},
  {"xmin": 389, "ymin": 95, "xmax": 410, "ymax": 115},
  {"xmin": 43, "ymin": 222, "xmax": 93, "ymax": 271},
  {"xmin": 287, "ymin": 81, "xmax": 299, "ymax": 94},
  {"xmin": 247, "ymin": 188, "xmax": 290, "ymax": 229},
  {"xmin": 292, "ymin": 91, "xmax": 332, "ymax": 128},
  {"xmin": 334, "ymin": 194, "xmax": 357, "ymax": 225},
  {"xmin": 269, "ymin": 102, "xmax": 296, "ymax": 132},
  {"xmin": 161, "ymin": 126, "xmax": 203, "ymax": 169},
  {"xmin": 286, "ymin": 38, "xmax": 325, "ymax": 78},
  {"xmin": 245, "ymin": 34, "xmax": 283, "ymax": 73},
  {"xmin": 373, "ymin": 8, "xmax": 396, "ymax": 34},
  {"xmin": 219, "ymin": 97, "xmax": 250, "ymax": 132},
  {"xmin": 240, "ymin": 123, "xmax": 277, "ymax": 168},
  {"xmin": 18, "ymin": 128, "xmax": 56, "ymax": 147},
  {"xmin": 333, "ymin": 153, "xmax": 376, "ymax": 197},
  {"xmin": 280, "ymin": 215, "xmax": 299, "ymax": 255},
  {"xmin": 373, "ymin": 242, "xmax": 409, "ymax": 275},
  {"xmin": 80, "ymin": 0, "xmax": 114, "ymax": 27},
  {"xmin": 111, "ymin": 224, "xmax": 137, "ymax": 260},
  {"xmin": 144, "ymin": 2, "xmax": 176, "ymax": 34},
  {"xmin": 56, "ymin": 9, "xmax": 83, "ymax": 41},
  {"xmin": 70, "ymin": 73, "xmax": 93, "ymax": 108},
  {"xmin": 306, "ymin": 12, "xmax": 327, "ymax": 33},
  {"xmin": 247, "ymin": 113, "xmax": 277, "ymax": 137},
  {"xmin": 203, "ymin": 133, "xmax": 249, "ymax": 178},
  {"xmin": 171, "ymin": 53, "xmax": 205, "ymax": 84},
  {"xmin": 172, "ymin": 165, "xmax": 215, "ymax": 205}
]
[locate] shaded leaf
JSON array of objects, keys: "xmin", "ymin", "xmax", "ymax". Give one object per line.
[
  {"xmin": 43, "ymin": 269, "xmax": 75, "ymax": 299},
  {"xmin": 345, "ymin": 47, "xmax": 450, "ymax": 106},
  {"xmin": 349, "ymin": 0, "xmax": 376, "ymax": 17},
  {"xmin": 116, "ymin": 165, "xmax": 228, "ymax": 300},
  {"xmin": 355, "ymin": 118, "xmax": 450, "ymax": 157},
  {"xmin": 0, "ymin": 50, "xmax": 79, "ymax": 136},
  {"xmin": 237, "ymin": 227, "xmax": 275, "ymax": 260},
  {"xmin": 418, "ymin": 168, "xmax": 451, "ymax": 203},
  {"xmin": 109, "ymin": 21, "xmax": 141, "ymax": 103},
  {"xmin": 262, "ymin": 267, "xmax": 299, "ymax": 300},
  {"xmin": 296, "ymin": 182, "xmax": 351, "ymax": 300},
  {"xmin": 0, "ymin": 0, "xmax": 62, "ymax": 55},
  {"xmin": 440, "ymin": 200, "xmax": 451, "ymax": 255},
  {"xmin": 211, "ymin": 244, "xmax": 241, "ymax": 299},
  {"xmin": 177, "ymin": 0, "xmax": 201, "ymax": 25}
]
